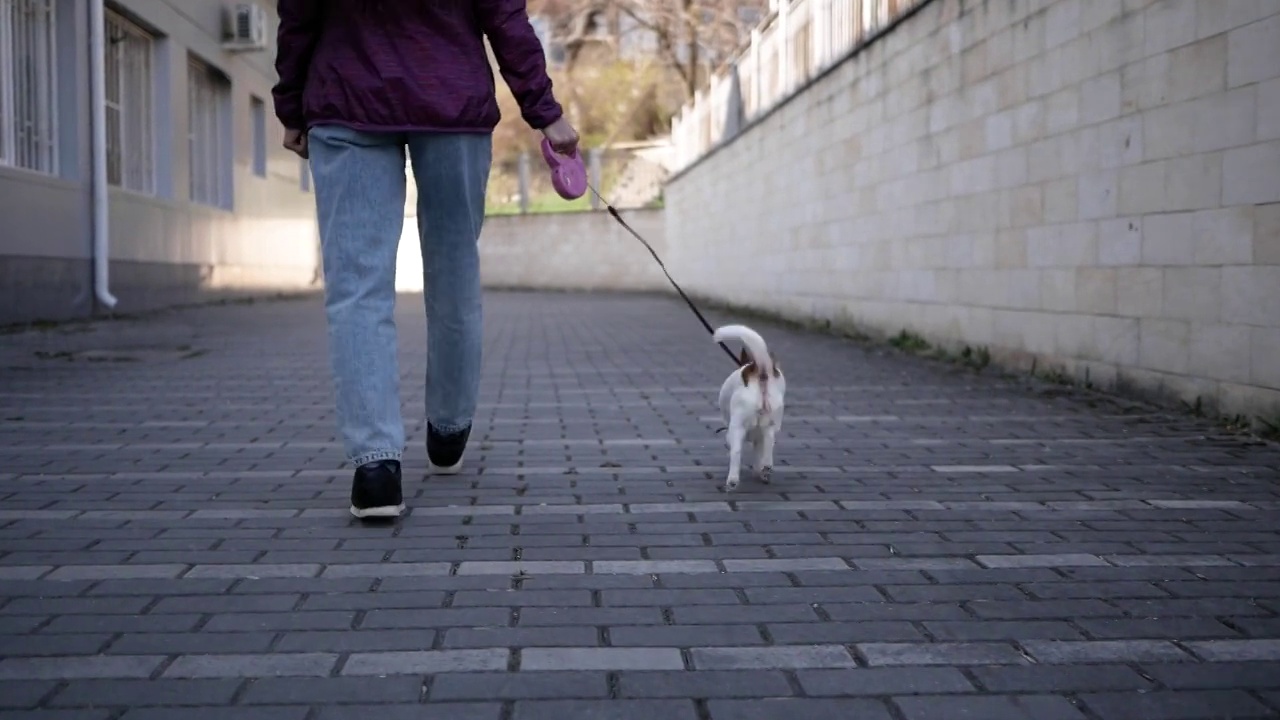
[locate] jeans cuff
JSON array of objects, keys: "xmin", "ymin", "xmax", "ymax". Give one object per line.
[
  {"xmin": 351, "ymin": 449, "xmax": 402, "ymax": 466},
  {"xmin": 429, "ymin": 419, "xmax": 472, "ymax": 435}
]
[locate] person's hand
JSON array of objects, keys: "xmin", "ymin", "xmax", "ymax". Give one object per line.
[
  {"xmin": 283, "ymin": 128, "xmax": 308, "ymax": 159},
  {"xmin": 541, "ymin": 116, "xmax": 579, "ymax": 156}
]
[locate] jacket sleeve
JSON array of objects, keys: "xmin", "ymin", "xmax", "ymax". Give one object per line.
[
  {"xmin": 476, "ymin": 0, "xmax": 564, "ymax": 130},
  {"xmin": 271, "ymin": 0, "xmax": 323, "ymax": 130}
]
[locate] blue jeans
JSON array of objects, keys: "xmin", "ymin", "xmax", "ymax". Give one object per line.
[{"xmin": 307, "ymin": 124, "xmax": 490, "ymax": 467}]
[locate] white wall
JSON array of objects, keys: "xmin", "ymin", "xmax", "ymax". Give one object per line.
[
  {"xmin": 665, "ymin": 0, "xmax": 1280, "ymax": 422},
  {"xmin": 392, "ymin": 209, "xmax": 669, "ymax": 294}
]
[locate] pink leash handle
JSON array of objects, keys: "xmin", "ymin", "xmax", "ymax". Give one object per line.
[{"xmin": 541, "ymin": 137, "xmax": 588, "ymax": 200}]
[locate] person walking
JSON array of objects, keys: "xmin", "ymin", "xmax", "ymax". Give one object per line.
[{"xmin": 272, "ymin": 0, "xmax": 579, "ymax": 519}]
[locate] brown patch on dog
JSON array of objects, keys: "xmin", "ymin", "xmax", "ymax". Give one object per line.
[{"xmin": 738, "ymin": 347, "xmax": 757, "ymax": 385}]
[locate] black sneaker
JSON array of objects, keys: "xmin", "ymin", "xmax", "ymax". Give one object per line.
[
  {"xmin": 349, "ymin": 459, "xmax": 404, "ymax": 519},
  {"xmin": 426, "ymin": 423, "xmax": 469, "ymax": 475}
]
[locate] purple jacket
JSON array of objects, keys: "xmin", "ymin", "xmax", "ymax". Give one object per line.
[{"xmin": 272, "ymin": 0, "xmax": 563, "ymax": 133}]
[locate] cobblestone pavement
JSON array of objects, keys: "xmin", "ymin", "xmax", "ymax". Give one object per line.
[{"xmin": 2, "ymin": 290, "xmax": 1279, "ymax": 720}]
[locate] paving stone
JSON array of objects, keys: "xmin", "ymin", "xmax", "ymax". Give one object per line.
[
  {"xmin": 315, "ymin": 705, "xmax": 500, "ymax": 720},
  {"xmin": 162, "ymin": 653, "xmax": 338, "ymax": 678},
  {"xmin": 149, "ymin": 595, "xmax": 299, "ymax": 614},
  {"xmin": 766, "ymin": 621, "xmax": 925, "ymax": 644},
  {"xmin": 707, "ymin": 698, "xmax": 895, "ymax": 720},
  {"xmin": 513, "ymin": 700, "xmax": 698, "ymax": 720},
  {"xmin": 822, "ymin": 602, "xmax": 970, "ymax": 622},
  {"xmin": 519, "ymin": 607, "xmax": 665, "ymax": 626},
  {"xmin": 360, "ymin": 607, "xmax": 511, "ymax": 629},
  {"xmin": 48, "ymin": 679, "xmax": 241, "ymax": 707},
  {"xmin": 1073, "ymin": 617, "xmax": 1240, "ymax": 639},
  {"xmin": 456, "ymin": 561, "xmax": 584, "ymax": 575},
  {"xmin": 430, "ymin": 671, "xmax": 609, "ymax": 700},
  {"xmin": 854, "ymin": 557, "xmax": 981, "ymax": 571},
  {"xmin": 593, "ymin": 560, "xmax": 717, "ymax": 574},
  {"xmin": 43, "ymin": 565, "xmax": 187, "ymax": 581},
  {"xmin": 454, "ymin": 589, "xmax": 592, "ymax": 607},
  {"xmin": 521, "ymin": 647, "xmax": 684, "ymax": 671},
  {"xmin": 87, "ymin": 579, "xmax": 233, "ymax": 596},
  {"xmin": 858, "ymin": 642, "xmax": 1030, "ymax": 666},
  {"xmin": 975, "ymin": 553, "xmax": 1108, "ymax": 568},
  {"xmin": 922, "ymin": 620, "xmax": 1084, "ymax": 641},
  {"xmin": 183, "ymin": 564, "xmax": 320, "ymax": 579},
  {"xmin": 443, "ymin": 626, "xmax": 599, "ymax": 648},
  {"xmin": 618, "ymin": 670, "xmax": 794, "ymax": 698},
  {"xmin": 722, "ymin": 558, "xmax": 849, "ymax": 572},
  {"xmin": 609, "ymin": 624, "xmax": 765, "ymax": 647},
  {"xmin": 1022, "ymin": 639, "xmax": 1193, "ymax": 663},
  {"xmin": 3, "ymin": 290, "xmax": 1279, "ymax": 715},
  {"xmin": 0, "ymin": 680, "xmax": 56, "ymax": 708},
  {"xmin": 894, "ymin": 694, "xmax": 1088, "ymax": 720},
  {"xmin": 1104, "ymin": 554, "xmax": 1237, "ymax": 567},
  {"xmin": 320, "ymin": 562, "xmax": 450, "ymax": 578},
  {"xmin": 118, "ymin": 710, "xmax": 309, "ymax": 720},
  {"xmin": 1184, "ymin": 638, "xmax": 1280, "ymax": 661},
  {"xmin": 796, "ymin": 667, "xmax": 976, "ymax": 696},
  {"xmin": 0, "ymin": 710, "xmax": 114, "ymax": 720},
  {"xmin": 202, "ymin": 611, "xmax": 356, "ymax": 632},
  {"xmin": 1, "ymin": 597, "xmax": 151, "ymax": 615},
  {"xmin": 1080, "ymin": 690, "xmax": 1275, "ymax": 720},
  {"xmin": 1022, "ymin": 580, "xmax": 1169, "ymax": 599},
  {"xmin": 964, "ymin": 599, "xmax": 1122, "ymax": 619},
  {"xmin": 0, "ymin": 655, "xmax": 165, "ymax": 680},
  {"xmin": 239, "ymin": 676, "xmax": 422, "ymax": 704},
  {"xmin": 970, "ymin": 664, "xmax": 1157, "ymax": 693},
  {"xmin": 342, "ymin": 649, "xmax": 509, "ymax": 675},
  {"xmin": 274, "ymin": 630, "xmax": 437, "ymax": 653},
  {"xmin": 1140, "ymin": 662, "xmax": 1280, "ymax": 690},
  {"xmin": 106, "ymin": 632, "xmax": 274, "ymax": 655},
  {"xmin": 690, "ymin": 645, "xmax": 856, "ymax": 670},
  {"xmin": 881, "ymin": 583, "xmax": 1026, "ymax": 602}
]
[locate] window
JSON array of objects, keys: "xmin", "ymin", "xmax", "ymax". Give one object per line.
[
  {"xmin": 249, "ymin": 94, "xmax": 265, "ymax": 177},
  {"xmin": 104, "ymin": 8, "xmax": 155, "ymax": 192},
  {"xmin": 188, "ymin": 55, "xmax": 230, "ymax": 208},
  {"xmin": 0, "ymin": 0, "xmax": 58, "ymax": 174}
]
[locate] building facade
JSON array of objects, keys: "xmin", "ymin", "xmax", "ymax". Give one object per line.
[{"xmin": 0, "ymin": 0, "xmax": 320, "ymax": 325}]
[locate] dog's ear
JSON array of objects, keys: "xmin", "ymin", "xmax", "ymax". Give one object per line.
[{"xmin": 739, "ymin": 364, "xmax": 753, "ymax": 386}]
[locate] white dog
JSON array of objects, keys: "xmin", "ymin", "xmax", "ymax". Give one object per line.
[{"xmin": 713, "ymin": 324, "xmax": 786, "ymax": 491}]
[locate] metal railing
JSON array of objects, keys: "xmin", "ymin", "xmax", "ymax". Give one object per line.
[
  {"xmin": 0, "ymin": 0, "xmax": 58, "ymax": 175},
  {"xmin": 670, "ymin": 0, "xmax": 926, "ymax": 171}
]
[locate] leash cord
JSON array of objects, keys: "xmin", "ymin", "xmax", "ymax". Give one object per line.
[{"xmin": 587, "ymin": 183, "xmax": 740, "ymax": 366}]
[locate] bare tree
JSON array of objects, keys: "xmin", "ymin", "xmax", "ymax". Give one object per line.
[{"xmin": 530, "ymin": 0, "xmax": 767, "ymax": 100}]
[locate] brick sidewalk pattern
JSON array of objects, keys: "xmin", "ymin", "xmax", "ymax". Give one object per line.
[{"xmin": 2, "ymin": 290, "xmax": 1279, "ymax": 719}]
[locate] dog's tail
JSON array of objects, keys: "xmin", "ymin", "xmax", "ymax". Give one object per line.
[{"xmin": 713, "ymin": 324, "xmax": 773, "ymax": 376}]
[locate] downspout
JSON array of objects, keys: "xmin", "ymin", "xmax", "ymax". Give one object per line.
[{"xmin": 88, "ymin": 0, "xmax": 117, "ymax": 309}]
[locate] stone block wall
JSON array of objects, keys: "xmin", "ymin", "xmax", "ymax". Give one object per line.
[{"xmin": 665, "ymin": 0, "xmax": 1280, "ymax": 422}]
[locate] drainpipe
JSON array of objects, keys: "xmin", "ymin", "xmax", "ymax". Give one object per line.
[{"xmin": 88, "ymin": 0, "xmax": 117, "ymax": 309}]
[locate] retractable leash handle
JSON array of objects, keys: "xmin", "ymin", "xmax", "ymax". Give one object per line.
[{"xmin": 540, "ymin": 137, "xmax": 588, "ymax": 200}]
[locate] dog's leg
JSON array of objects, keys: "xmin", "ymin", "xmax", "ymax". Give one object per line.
[
  {"xmin": 747, "ymin": 428, "xmax": 765, "ymax": 478},
  {"xmin": 758, "ymin": 426, "xmax": 777, "ymax": 484},
  {"xmin": 724, "ymin": 422, "xmax": 746, "ymax": 491}
]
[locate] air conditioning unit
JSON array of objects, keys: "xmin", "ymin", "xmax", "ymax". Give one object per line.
[{"xmin": 222, "ymin": 3, "xmax": 269, "ymax": 52}]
